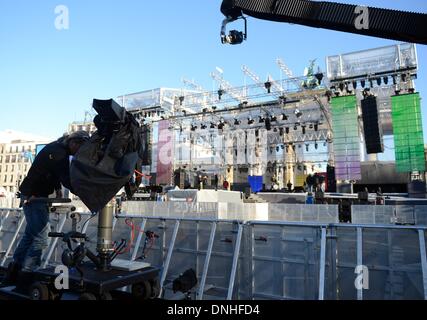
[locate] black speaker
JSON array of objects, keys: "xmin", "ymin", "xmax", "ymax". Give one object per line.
[
  {"xmin": 361, "ymin": 96, "xmax": 384, "ymax": 154},
  {"xmin": 326, "ymin": 165, "xmax": 337, "ymax": 192}
]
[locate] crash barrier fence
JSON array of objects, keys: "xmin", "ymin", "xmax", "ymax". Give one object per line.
[
  {"xmin": 352, "ymin": 205, "xmax": 427, "ymax": 225},
  {"xmin": 0, "ymin": 206, "xmax": 427, "ymax": 300}
]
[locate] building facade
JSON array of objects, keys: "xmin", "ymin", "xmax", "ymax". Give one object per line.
[
  {"xmin": 68, "ymin": 121, "xmax": 97, "ymax": 135},
  {"xmin": 0, "ymin": 132, "xmax": 50, "ymax": 194}
]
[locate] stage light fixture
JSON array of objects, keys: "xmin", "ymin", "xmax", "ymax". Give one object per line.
[
  {"xmin": 265, "ymin": 117, "xmax": 272, "ymax": 131},
  {"xmin": 352, "ymin": 81, "xmax": 358, "ymax": 90},
  {"xmin": 361, "ymin": 80, "xmax": 366, "ymax": 88},
  {"xmin": 295, "ymin": 109, "xmax": 303, "ymax": 118},
  {"xmin": 315, "ymin": 72, "xmax": 324, "ymax": 85},
  {"xmin": 179, "ymin": 96, "xmax": 185, "ymax": 106},
  {"xmin": 282, "ymin": 113, "xmax": 288, "ymax": 121},
  {"xmin": 376, "ymin": 78, "xmax": 382, "ymax": 86},
  {"xmin": 234, "ymin": 118, "xmax": 241, "ymax": 125},
  {"xmin": 264, "ymin": 81, "xmax": 272, "ymax": 94},
  {"xmin": 248, "ymin": 117, "xmax": 255, "ymax": 125},
  {"xmin": 383, "ymin": 76, "xmax": 389, "ymax": 85},
  {"xmin": 259, "ymin": 116, "xmax": 265, "ymax": 123},
  {"xmin": 285, "ymin": 127, "xmax": 290, "ymax": 134},
  {"xmin": 218, "ymin": 89, "xmax": 224, "ymax": 100}
]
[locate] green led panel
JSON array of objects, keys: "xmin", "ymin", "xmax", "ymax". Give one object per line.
[
  {"xmin": 331, "ymin": 95, "xmax": 361, "ymax": 180},
  {"xmin": 391, "ymin": 93, "xmax": 425, "ymax": 172}
]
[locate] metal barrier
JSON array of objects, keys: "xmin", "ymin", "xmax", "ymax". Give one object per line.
[
  {"xmin": 0, "ymin": 206, "xmax": 426, "ymax": 300},
  {"xmin": 352, "ymin": 205, "xmax": 427, "ymax": 226}
]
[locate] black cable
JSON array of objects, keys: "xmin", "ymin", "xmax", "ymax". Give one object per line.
[{"xmin": 81, "ymin": 212, "xmax": 97, "ymax": 236}]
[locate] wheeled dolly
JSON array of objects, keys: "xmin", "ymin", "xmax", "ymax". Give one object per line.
[
  {"xmin": 0, "ymin": 198, "xmax": 161, "ymax": 300},
  {"xmin": 30, "ymin": 261, "xmax": 160, "ymax": 300}
]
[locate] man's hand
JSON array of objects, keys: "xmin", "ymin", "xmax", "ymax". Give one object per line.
[
  {"xmin": 24, "ymin": 195, "xmax": 37, "ymax": 205},
  {"xmin": 55, "ymin": 189, "xmax": 63, "ymax": 199}
]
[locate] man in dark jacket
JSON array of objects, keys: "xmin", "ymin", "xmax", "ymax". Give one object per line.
[{"xmin": 10, "ymin": 131, "xmax": 89, "ymax": 273}]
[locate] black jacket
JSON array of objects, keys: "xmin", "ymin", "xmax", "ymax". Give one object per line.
[{"xmin": 19, "ymin": 140, "xmax": 71, "ymax": 197}]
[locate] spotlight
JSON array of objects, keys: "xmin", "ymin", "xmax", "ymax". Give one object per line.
[
  {"xmin": 315, "ymin": 72, "xmax": 324, "ymax": 85},
  {"xmin": 295, "ymin": 109, "xmax": 303, "ymax": 118},
  {"xmin": 282, "ymin": 113, "xmax": 288, "ymax": 121},
  {"xmin": 210, "ymin": 122, "xmax": 216, "ymax": 129},
  {"xmin": 383, "ymin": 76, "xmax": 389, "ymax": 85},
  {"xmin": 265, "ymin": 117, "xmax": 272, "ymax": 131},
  {"xmin": 285, "ymin": 127, "xmax": 290, "ymax": 134},
  {"xmin": 315, "ymin": 141, "xmax": 318, "ymax": 149},
  {"xmin": 273, "ymin": 127, "xmax": 278, "ymax": 133},
  {"xmin": 281, "ymin": 144, "xmax": 285, "ymax": 150},
  {"xmin": 376, "ymin": 78, "xmax": 382, "ymax": 86},
  {"xmin": 234, "ymin": 118, "xmax": 241, "ymax": 125},
  {"xmin": 314, "ymin": 123, "xmax": 319, "ymax": 132},
  {"xmin": 259, "ymin": 116, "xmax": 265, "ymax": 123},
  {"xmin": 309, "ymin": 123, "xmax": 314, "ymax": 129},
  {"xmin": 401, "ymin": 74, "xmax": 407, "ymax": 82},
  {"xmin": 276, "ymin": 146, "xmax": 280, "ymax": 152},
  {"xmin": 279, "ymin": 128, "xmax": 284, "ymax": 135},
  {"xmin": 179, "ymin": 96, "xmax": 185, "ymax": 106},
  {"xmin": 392, "ymin": 75, "xmax": 397, "ymax": 85},
  {"xmin": 218, "ymin": 119, "xmax": 225, "ymax": 130},
  {"xmin": 352, "ymin": 81, "xmax": 358, "ymax": 90},
  {"xmin": 191, "ymin": 124, "xmax": 197, "ymax": 131},
  {"xmin": 172, "ymin": 269, "xmax": 198, "ymax": 294},
  {"xmin": 361, "ymin": 80, "xmax": 366, "ymax": 88},
  {"xmin": 201, "ymin": 124, "xmax": 207, "ymax": 129},
  {"xmin": 294, "ymin": 125, "xmax": 298, "ymax": 131},
  {"xmin": 248, "ymin": 117, "xmax": 255, "ymax": 125},
  {"xmin": 302, "ymin": 125, "xmax": 306, "ymax": 134},
  {"xmin": 264, "ymin": 81, "xmax": 272, "ymax": 94},
  {"xmin": 271, "ymin": 115, "xmax": 277, "ymax": 122},
  {"xmin": 339, "ymin": 83, "xmax": 345, "ymax": 92},
  {"xmin": 305, "ymin": 144, "xmax": 309, "ymax": 152},
  {"xmin": 218, "ymin": 89, "xmax": 224, "ymax": 100}
]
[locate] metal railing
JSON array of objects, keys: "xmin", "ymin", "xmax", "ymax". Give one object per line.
[{"xmin": 1, "ymin": 207, "xmax": 426, "ymax": 300}]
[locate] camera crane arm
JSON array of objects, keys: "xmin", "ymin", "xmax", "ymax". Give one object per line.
[{"xmin": 220, "ymin": 0, "xmax": 427, "ymax": 45}]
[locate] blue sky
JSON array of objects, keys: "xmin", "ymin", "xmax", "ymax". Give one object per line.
[{"xmin": 0, "ymin": 0, "xmax": 426, "ymax": 142}]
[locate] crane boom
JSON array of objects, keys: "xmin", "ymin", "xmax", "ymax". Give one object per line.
[{"xmin": 220, "ymin": 0, "xmax": 427, "ymax": 45}]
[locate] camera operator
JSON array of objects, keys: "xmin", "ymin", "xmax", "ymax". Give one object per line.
[{"xmin": 4, "ymin": 131, "xmax": 89, "ymax": 283}]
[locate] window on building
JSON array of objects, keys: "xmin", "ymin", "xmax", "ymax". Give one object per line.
[
  {"xmin": 3, "ymin": 175, "xmax": 6, "ymax": 183},
  {"xmin": 11, "ymin": 155, "xmax": 16, "ymax": 163},
  {"xmin": 15, "ymin": 146, "xmax": 18, "ymax": 153},
  {"xmin": 5, "ymin": 155, "xmax": 10, "ymax": 163},
  {"xmin": 22, "ymin": 146, "xmax": 25, "ymax": 152},
  {"xmin": 5, "ymin": 165, "xmax": 8, "ymax": 172},
  {"xmin": 10, "ymin": 175, "xmax": 13, "ymax": 183}
]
